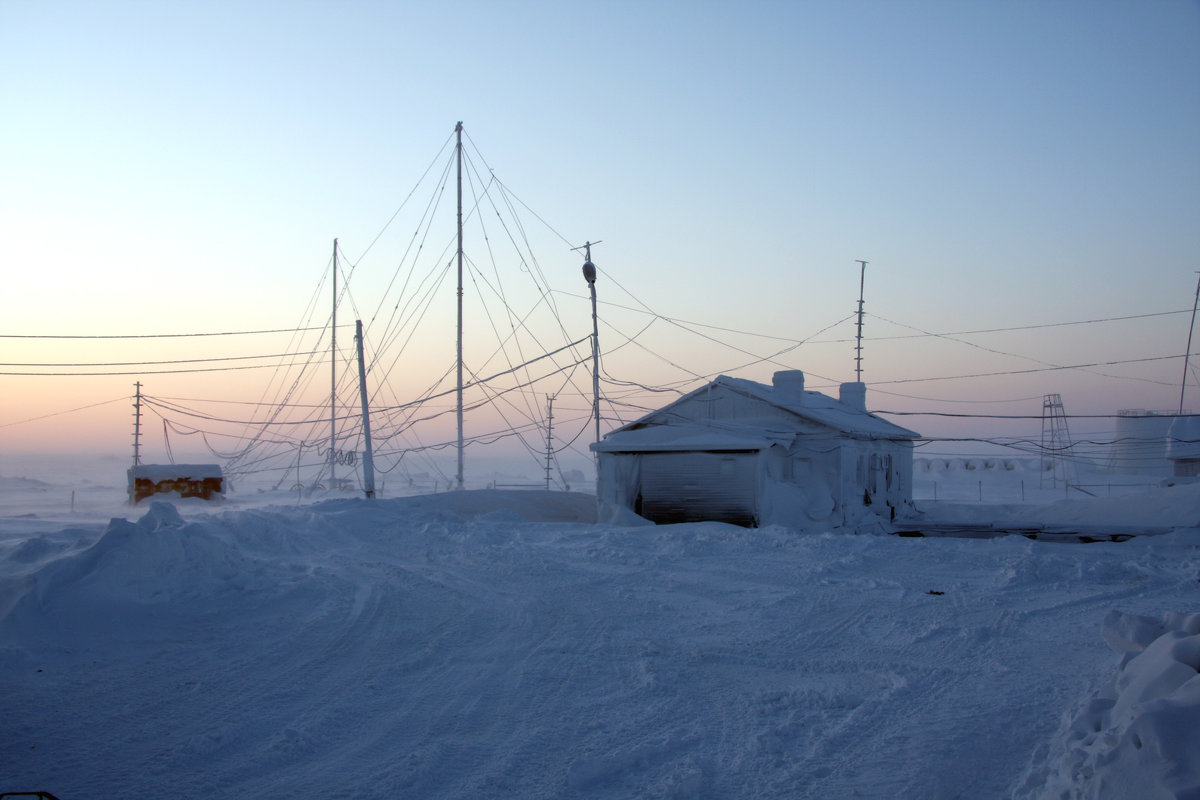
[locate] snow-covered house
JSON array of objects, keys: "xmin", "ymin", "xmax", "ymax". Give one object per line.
[{"xmin": 591, "ymin": 370, "xmax": 919, "ymax": 528}]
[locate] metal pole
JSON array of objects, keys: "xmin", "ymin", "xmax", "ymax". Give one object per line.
[
  {"xmin": 355, "ymin": 320, "xmax": 376, "ymax": 499},
  {"xmin": 582, "ymin": 243, "xmax": 600, "ymax": 447},
  {"xmin": 129, "ymin": 381, "xmax": 142, "ymax": 505},
  {"xmin": 456, "ymin": 121, "xmax": 465, "ymax": 490},
  {"xmin": 132, "ymin": 381, "xmax": 142, "ymax": 467},
  {"xmin": 1180, "ymin": 271, "xmax": 1200, "ymax": 415},
  {"xmin": 854, "ymin": 259, "xmax": 868, "ymax": 383},
  {"xmin": 545, "ymin": 394, "xmax": 554, "ymax": 490},
  {"xmin": 330, "ymin": 238, "xmax": 338, "ymax": 488}
]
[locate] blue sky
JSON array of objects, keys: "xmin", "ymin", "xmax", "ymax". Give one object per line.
[{"xmin": 2, "ymin": 0, "xmax": 1198, "ymax": 460}]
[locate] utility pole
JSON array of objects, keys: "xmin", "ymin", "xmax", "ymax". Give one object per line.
[
  {"xmin": 132, "ymin": 381, "xmax": 143, "ymax": 467},
  {"xmin": 854, "ymin": 259, "xmax": 868, "ymax": 383},
  {"xmin": 330, "ymin": 238, "xmax": 339, "ymax": 489},
  {"xmin": 1180, "ymin": 271, "xmax": 1200, "ymax": 415},
  {"xmin": 129, "ymin": 381, "xmax": 143, "ymax": 506},
  {"xmin": 355, "ymin": 320, "xmax": 376, "ymax": 499},
  {"xmin": 576, "ymin": 241, "xmax": 602, "ymax": 449},
  {"xmin": 455, "ymin": 120, "xmax": 465, "ymax": 491}
]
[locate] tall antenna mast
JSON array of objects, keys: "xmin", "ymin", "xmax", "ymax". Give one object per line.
[
  {"xmin": 1180, "ymin": 271, "xmax": 1200, "ymax": 415},
  {"xmin": 330, "ymin": 238, "xmax": 338, "ymax": 489},
  {"xmin": 455, "ymin": 121, "xmax": 465, "ymax": 491},
  {"xmin": 544, "ymin": 394, "xmax": 555, "ymax": 490},
  {"xmin": 854, "ymin": 259, "xmax": 868, "ymax": 382}
]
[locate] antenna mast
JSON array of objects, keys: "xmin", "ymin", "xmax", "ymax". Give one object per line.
[
  {"xmin": 544, "ymin": 394, "xmax": 555, "ymax": 490},
  {"xmin": 854, "ymin": 259, "xmax": 868, "ymax": 382},
  {"xmin": 456, "ymin": 121, "xmax": 465, "ymax": 490}
]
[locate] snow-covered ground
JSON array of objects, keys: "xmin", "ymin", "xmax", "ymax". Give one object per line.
[{"xmin": 1, "ymin": 457, "xmax": 1197, "ymax": 798}]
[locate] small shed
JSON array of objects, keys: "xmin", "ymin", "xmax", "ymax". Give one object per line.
[
  {"xmin": 591, "ymin": 370, "xmax": 919, "ymax": 528},
  {"xmin": 128, "ymin": 464, "xmax": 225, "ymax": 504}
]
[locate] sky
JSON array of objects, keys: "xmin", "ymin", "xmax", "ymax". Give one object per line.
[{"xmin": 2, "ymin": 0, "xmax": 1199, "ymax": 474}]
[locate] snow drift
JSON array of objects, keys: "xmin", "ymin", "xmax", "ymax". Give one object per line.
[
  {"xmin": 1018, "ymin": 610, "xmax": 1200, "ymax": 798},
  {"xmin": 1, "ymin": 484, "xmax": 1198, "ymax": 799}
]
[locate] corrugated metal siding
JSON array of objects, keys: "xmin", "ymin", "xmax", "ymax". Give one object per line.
[{"xmin": 638, "ymin": 451, "xmax": 758, "ymax": 526}]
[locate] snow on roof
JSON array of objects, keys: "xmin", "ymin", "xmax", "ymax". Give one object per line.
[
  {"xmin": 591, "ymin": 421, "xmax": 791, "ymax": 453},
  {"xmin": 600, "ymin": 374, "xmax": 919, "ymax": 445},
  {"xmin": 718, "ymin": 375, "xmax": 918, "ymax": 439},
  {"xmin": 129, "ymin": 464, "xmax": 224, "ymax": 481}
]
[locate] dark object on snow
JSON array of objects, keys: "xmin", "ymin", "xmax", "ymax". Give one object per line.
[
  {"xmin": 127, "ymin": 464, "xmax": 224, "ymax": 504},
  {"xmin": 1, "ymin": 793, "xmax": 63, "ymax": 800},
  {"xmin": 927, "ymin": 590, "xmax": 945, "ymax": 596}
]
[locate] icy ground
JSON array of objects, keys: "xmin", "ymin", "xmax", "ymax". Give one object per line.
[{"xmin": 0, "ymin": 459, "xmax": 1198, "ymax": 798}]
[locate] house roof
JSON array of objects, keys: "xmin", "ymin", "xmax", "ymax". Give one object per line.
[
  {"xmin": 718, "ymin": 376, "xmax": 919, "ymax": 439},
  {"xmin": 595, "ymin": 374, "xmax": 918, "ymax": 452},
  {"xmin": 129, "ymin": 464, "xmax": 224, "ymax": 481},
  {"xmin": 591, "ymin": 420, "xmax": 795, "ymax": 453}
]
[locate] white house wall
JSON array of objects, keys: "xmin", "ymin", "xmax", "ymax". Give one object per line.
[
  {"xmin": 596, "ymin": 452, "xmax": 641, "ymax": 523},
  {"xmin": 757, "ymin": 441, "xmax": 841, "ymax": 528},
  {"xmin": 836, "ymin": 438, "xmax": 912, "ymax": 523}
]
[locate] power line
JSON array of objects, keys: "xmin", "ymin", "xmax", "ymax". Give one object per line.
[
  {"xmin": 0, "ymin": 350, "xmax": 326, "ymax": 368},
  {"xmin": 143, "ymin": 395, "xmax": 362, "ymax": 427},
  {"xmin": 152, "ymin": 394, "xmax": 341, "ymax": 410},
  {"xmin": 868, "ymin": 309, "xmax": 1189, "ymax": 341},
  {"xmin": 1, "ymin": 361, "xmax": 329, "ymax": 377},
  {"xmin": 549, "ymin": 292, "xmax": 1187, "ymax": 345},
  {"xmin": 875, "ymin": 410, "xmax": 1196, "ymax": 420},
  {"xmin": 0, "ymin": 326, "xmax": 343, "ymax": 340},
  {"xmin": 871, "ymin": 353, "xmax": 1191, "ymax": 386},
  {"xmin": 0, "ymin": 396, "xmax": 129, "ymax": 429}
]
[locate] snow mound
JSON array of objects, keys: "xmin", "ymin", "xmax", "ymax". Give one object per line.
[
  {"xmin": 1019, "ymin": 610, "xmax": 1200, "ymax": 798},
  {"xmin": 0, "ymin": 475, "xmax": 55, "ymax": 491},
  {"xmin": 0, "ymin": 502, "xmax": 284, "ymax": 652}
]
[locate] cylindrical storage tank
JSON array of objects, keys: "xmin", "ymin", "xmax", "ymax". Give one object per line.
[
  {"xmin": 1167, "ymin": 415, "xmax": 1200, "ymax": 476},
  {"xmin": 1106, "ymin": 410, "xmax": 1176, "ymax": 475}
]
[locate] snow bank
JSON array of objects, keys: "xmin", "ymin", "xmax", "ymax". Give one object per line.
[
  {"xmin": 914, "ymin": 479, "xmax": 1200, "ymax": 532},
  {"xmin": 1, "ymin": 488, "xmax": 1198, "ymax": 799},
  {"xmin": 1018, "ymin": 610, "xmax": 1200, "ymax": 799},
  {"xmin": 0, "ymin": 502, "xmax": 290, "ymax": 656},
  {"xmin": 382, "ymin": 488, "xmax": 597, "ymax": 523}
]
